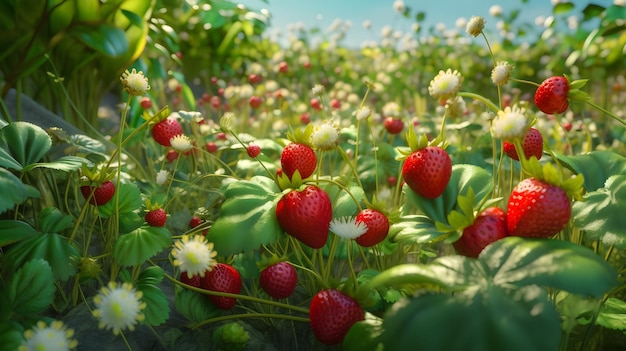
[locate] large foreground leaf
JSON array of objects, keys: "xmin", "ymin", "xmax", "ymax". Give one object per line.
[
  {"xmin": 557, "ymin": 150, "xmax": 626, "ymax": 191},
  {"xmin": 0, "ymin": 122, "xmax": 51, "ymax": 169},
  {"xmin": 572, "ymin": 175, "xmax": 626, "ymax": 249},
  {"xmin": 0, "ymin": 219, "xmax": 37, "ymax": 246},
  {"xmin": 208, "ymin": 176, "xmax": 282, "ymax": 255},
  {"xmin": 6, "ymin": 259, "xmax": 55, "ymax": 316},
  {"xmin": 0, "ymin": 168, "xmax": 40, "ymax": 214},
  {"xmin": 113, "ymin": 226, "xmax": 171, "ymax": 266}
]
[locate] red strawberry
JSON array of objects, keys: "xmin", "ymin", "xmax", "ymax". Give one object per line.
[
  {"xmin": 503, "ymin": 127, "xmax": 543, "ymax": 161},
  {"xmin": 280, "ymin": 143, "xmax": 317, "ymax": 180},
  {"xmin": 247, "ymin": 144, "xmax": 261, "ymax": 158},
  {"xmin": 310, "ymin": 98, "xmax": 322, "ymax": 111},
  {"xmin": 152, "ymin": 117, "xmax": 183, "ymax": 146},
  {"xmin": 275, "ymin": 185, "xmax": 332, "ymax": 249},
  {"xmin": 401, "ymin": 146, "xmax": 452, "ymax": 199},
  {"xmin": 189, "ymin": 216, "xmax": 208, "ymax": 236},
  {"xmin": 80, "ymin": 180, "xmax": 115, "ymax": 206},
  {"xmin": 330, "ymin": 98, "xmax": 341, "ymax": 109},
  {"xmin": 453, "ymin": 207, "xmax": 508, "ymax": 258},
  {"xmin": 384, "ymin": 117, "xmax": 404, "ymax": 134},
  {"xmin": 248, "ymin": 73, "xmax": 262, "ymax": 85},
  {"xmin": 145, "ymin": 208, "xmax": 167, "ymax": 227},
  {"xmin": 534, "ymin": 76, "xmax": 570, "ymax": 114},
  {"xmin": 355, "ymin": 209, "xmax": 390, "ymax": 247},
  {"xmin": 507, "ymin": 178, "xmax": 571, "ymax": 238},
  {"xmin": 249, "ymin": 96, "xmax": 263, "ymax": 109},
  {"xmin": 201, "ymin": 263, "xmax": 242, "ymax": 310},
  {"xmin": 309, "ymin": 289, "xmax": 365, "ymax": 345},
  {"xmin": 259, "ymin": 261, "xmax": 297, "ymax": 299},
  {"xmin": 180, "ymin": 271, "xmax": 202, "ymax": 288},
  {"xmin": 140, "ymin": 97, "xmax": 152, "ymax": 109}
]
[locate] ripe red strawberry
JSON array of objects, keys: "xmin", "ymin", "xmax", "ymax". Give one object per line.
[
  {"xmin": 247, "ymin": 144, "xmax": 261, "ymax": 158},
  {"xmin": 140, "ymin": 97, "xmax": 152, "ymax": 109},
  {"xmin": 310, "ymin": 98, "xmax": 322, "ymax": 111},
  {"xmin": 330, "ymin": 98, "xmax": 341, "ymax": 109},
  {"xmin": 259, "ymin": 261, "xmax": 297, "ymax": 299},
  {"xmin": 280, "ymin": 143, "xmax": 317, "ymax": 179},
  {"xmin": 189, "ymin": 216, "xmax": 208, "ymax": 236},
  {"xmin": 201, "ymin": 263, "xmax": 242, "ymax": 310},
  {"xmin": 180, "ymin": 271, "xmax": 202, "ymax": 288},
  {"xmin": 507, "ymin": 178, "xmax": 571, "ymax": 238},
  {"xmin": 249, "ymin": 96, "xmax": 263, "ymax": 109},
  {"xmin": 402, "ymin": 146, "xmax": 452, "ymax": 199},
  {"xmin": 384, "ymin": 117, "xmax": 404, "ymax": 134},
  {"xmin": 248, "ymin": 73, "xmax": 262, "ymax": 85},
  {"xmin": 80, "ymin": 180, "xmax": 115, "ymax": 205},
  {"xmin": 534, "ymin": 76, "xmax": 570, "ymax": 114},
  {"xmin": 152, "ymin": 117, "xmax": 183, "ymax": 146},
  {"xmin": 453, "ymin": 207, "xmax": 508, "ymax": 258},
  {"xmin": 275, "ymin": 185, "xmax": 332, "ymax": 249},
  {"xmin": 355, "ymin": 209, "xmax": 390, "ymax": 247},
  {"xmin": 309, "ymin": 289, "xmax": 365, "ymax": 345},
  {"xmin": 503, "ymin": 127, "xmax": 543, "ymax": 161},
  {"xmin": 145, "ymin": 208, "xmax": 167, "ymax": 227}
]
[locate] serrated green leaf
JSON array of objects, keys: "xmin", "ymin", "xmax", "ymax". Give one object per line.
[
  {"xmin": 38, "ymin": 207, "xmax": 73, "ymax": 233},
  {"xmin": 572, "ymin": 175, "xmax": 626, "ymax": 249},
  {"xmin": 379, "ymin": 286, "xmax": 560, "ymax": 351},
  {"xmin": 97, "ymin": 182, "xmax": 143, "ymax": 218},
  {"xmin": 138, "ymin": 266, "xmax": 165, "ymax": 285},
  {"xmin": 557, "ymin": 150, "xmax": 626, "ymax": 191},
  {"xmin": 343, "ymin": 315, "xmax": 384, "ymax": 351},
  {"xmin": 2, "ymin": 233, "xmax": 79, "ymax": 281},
  {"xmin": 0, "ymin": 168, "xmax": 40, "ymax": 214},
  {"xmin": 481, "ymin": 237, "xmax": 617, "ymax": 298},
  {"xmin": 175, "ymin": 287, "xmax": 222, "ymax": 324},
  {"xmin": 594, "ymin": 298, "xmax": 626, "ymax": 330},
  {"xmin": 389, "ymin": 215, "xmax": 447, "ymax": 244},
  {"xmin": 137, "ymin": 284, "xmax": 169, "ymax": 326},
  {"xmin": 7, "ymin": 259, "xmax": 55, "ymax": 315},
  {"xmin": 0, "ymin": 219, "xmax": 38, "ymax": 246},
  {"xmin": 113, "ymin": 226, "xmax": 171, "ymax": 266},
  {"xmin": 208, "ymin": 176, "xmax": 282, "ymax": 256},
  {"xmin": 22, "ymin": 156, "xmax": 90, "ymax": 172},
  {"xmin": 0, "ymin": 122, "xmax": 51, "ymax": 169}
]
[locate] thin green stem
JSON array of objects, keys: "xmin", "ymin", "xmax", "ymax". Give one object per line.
[
  {"xmin": 586, "ymin": 100, "xmax": 626, "ymax": 127},
  {"xmin": 193, "ymin": 313, "xmax": 310, "ymax": 329},
  {"xmin": 458, "ymin": 92, "xmax": 499, "ymax": 113}
]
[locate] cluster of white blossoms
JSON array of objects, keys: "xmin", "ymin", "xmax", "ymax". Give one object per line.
[
  {"xmin": 428, "ymin": 69, "xmax": 464, "ymax": 101},
  {"xmin": 330, "ymin": 217, "xmax": 368, "ymax": 240},
  {"xmin": 172, "ymin": 235, "xmax": 218, "ymax": 277},
  {"xmin": 20, "ymin": 320, "xmax": 77, "ymax": 351},
  {"xmin": 92, "ymin": 282, "xmax": 146, "ymax": 336},
  {"xmin": 491, "ymin": 105, "xmax": 529, "ymax": 140},
  {"xmin": 120, "ymin": 68, "xmax": 150, "ymax": 96}
]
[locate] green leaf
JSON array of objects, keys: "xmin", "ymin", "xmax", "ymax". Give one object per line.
[
  {"xmin": 557, "ymin": 151, "xmax": 626, "ymax": 191},
  {"xmin": 0, "ymin": 322, "xmax": 23, "ymax": 351},
  {"xmin": 343, "ymin": 315, "xmax": 384, "ymax": 351},
  {"xmin": 175, "ymin": 287, "xmax": 222, "ymax": 324},
  {"xmin": 7, "ymin": 259, "xmax": 55, "ymax": 315},
  {"xmin": 137, "ymin": 266, "xmax": 165, "ymax": 286},
  {"xmin": 0, "ymin": 219, "xmax": 38, "ymax": 246},
  {"xmin": 379, "ymin": 286, "xmax": 560, "ymax": 351},
  {"xmin": 594, "ymin": 298, "xmax": 626, "ymax": 330},
  {"xmin": 481, "ymin": 237, "xmax": 617, "ymax": 298},
  {"xmin": 324, "ymin": 181, "xmax": 365, "ymax": 218},
  {"xmin": 38, "ymin": 207, "xmax": 73, "ymax": 233},
  {"xmin": 553, "ymin": 2, "xmax": 575, "ymax": 14},
  {"xmin": 208, "ymin": 176, "xmax": 282, "ymax": 256},
  {"xmin": 2, "ymin": 233, "xmax": 79, "ymax": 281},
  {"xmin": 70, "ymin": 24, "xmax": 129, "ymax": 57},
  {"xmin": 572, "ymin": 175, "xmax": 626, "ymax": 249},
  {"xmin": 137, "ymin": 284, "xmax": 169, "ymax": 326},
  {"xmin": 22, "ymin": 156, "xmax": 90, "ymax": 172},
  {"xmin": 113, "ymin": 226, "xmax": 171, "ymax": 266},
  {"xmin": 97, "ymin": 182, "xmax": 142, "ymax": 218},
  {"xmin": 0, "ymin": 147, "xmax": 22, "ymax": 170},
  {"xmin": 404, "ymin": 164, "xmax": 493, "ymax": 225},
  {"xmin": 582, "ymin": 4, "xmax": 605, "ymax": 21},
  {"xmin": 0, "ymin": 168, "xmax": 40, "ymax": 214},
  {"xmin": 389, "ymin": 215, "xmax": 447, "ymax": 244},
  {"xmin": 0, "ymin": 122, "xmax": 51, "ymax": 169}
]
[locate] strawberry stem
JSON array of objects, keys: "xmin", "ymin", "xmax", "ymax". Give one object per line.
[
  {"xmin": 585, "ymin": 101, "xmax": 626, "ymax": 128},
  {"xmin": 458, "ymin": 92, "xmax": 499, "ymax": 113},
  {"xmin": 193, "ymin": 313, "xmax": 310, "ymax": 329}
]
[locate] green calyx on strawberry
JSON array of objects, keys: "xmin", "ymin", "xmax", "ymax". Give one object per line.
[
  {"xmin": 80, "ymin": 165, "xmax": 116, "ymax": 206},
  {"xmin": 534, "ymin": 75, "xmax": 590, "ymax": 115},
  {"xmin": 309, "ymin": 288, "xmax": 365, "ymax": 345},
  {"xmin": 507, "ymin": 158, "xmax": 584, "ymax": 238},
  {"xmin": 275, "ymin": 184, "xmax": 332, "ymax": 248},
  {"xmin": 281, "ymin": 125, "xmax": 317, "ymax": 181},
  {"xmin": 399, "ymin": 130, "xmax": 452, "ymax": 199},
  {"xmin": 201, "ymin": 263, "xmax": 242, "ymax": 310},
  {"xmin": 144, "ymin": 199, "xmax": 167, "ymax": 227}
]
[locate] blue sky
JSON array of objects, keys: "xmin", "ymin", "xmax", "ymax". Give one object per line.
[{"xmin": 239, "ymin": 0, "xmax": 602, "ymax": 47}]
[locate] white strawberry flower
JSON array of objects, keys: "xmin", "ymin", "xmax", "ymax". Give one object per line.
[
  {"xmin": 120, "ymin": 68, "xmax": 150, "ymax": 96},
  {"xmin": 466, "ymin": 16, "xmax": 486, "ymax": 37},
  {"xmin": 92, "ymin": 282, "xmax": 146, "ymax": 335},
  {"xmin": 172, "ymin": 235, "xmax": 218, "ymax": 277},
  {"xmin": 330, "ymin": 217, "xmax": 368, "ymax": 240},
  {"xmin": 491, "ymin": 61, "xmax": 515, "ymax": 86},
  {"xmin": 428, "ymin": 69, "xmax": 464, "ymax": 100},
  {"xmin": 491, "ymin": 105, "xmax": 529, "ymax": 140},
  {"xmin": 20, "ymin": 320, "xmax": 77, "ymax": 351},
  {"xmin": 170, "ymin": 135, "xmax": 193, "ymax": 153}
]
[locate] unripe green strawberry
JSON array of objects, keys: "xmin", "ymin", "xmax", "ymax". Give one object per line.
[
  {"xmin": 355, "ymin": 209, "xmax": 390, "ymax": 247},
  {"xmin": 402, "ymin": 146, "xmax": 452, "ymax": 199},
  {"xmin": 309, "ymin": 289, "xmax": 364, "ymax": 345},
  {"xmin": 507, "ymin": 178, "xmax": 571, "ymax": 238},
  {"xmin": 275, "ymin": 185, "xmax": 332, "ymax": 249},
  {"xmin": 201, "ymin": 263, "xmax": 242, "ymax": 310},
  {"xmin": 152, "ymin": 117, "xmax": 183, "ymax": 146},
  {"xmin": 453, "ymin": 207, "xmax": 508, "ymax": 258},
  {"xmin": 259, "ymin": 261, "xmax": 297, "ymax": 299},
  {"xmin": 503, "ymin": 127, "xmax": 543, "ymax": 161},
  {"xmin": 534, "ymin": 76, "xmax": 569, "ymax": 114},
  {"xmin": 212, "ymin": 322, "xmax": 249, "ymax": 351},
  {"xmin": 80, "ymin": 180, "xmax": 115, "ymax": 206}
]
